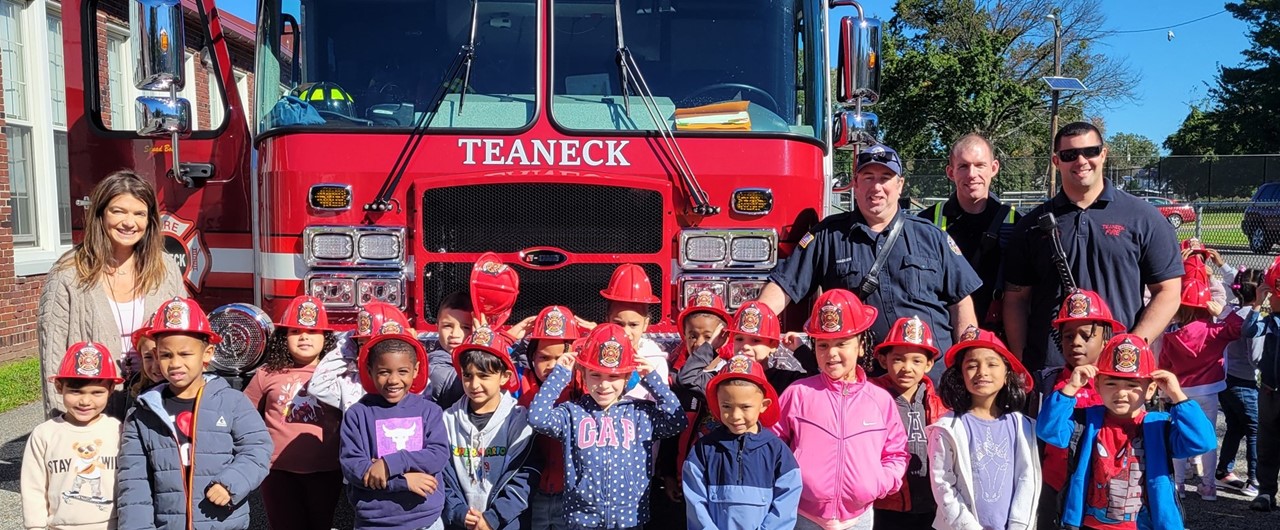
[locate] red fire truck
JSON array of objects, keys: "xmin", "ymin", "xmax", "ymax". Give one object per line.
[{"xmin": 63, "ymin": 0, "xmax": 881, "ymax": 363}]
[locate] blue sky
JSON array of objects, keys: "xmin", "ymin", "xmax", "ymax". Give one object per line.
[{"xmin": 219, "ymin": 0, "xmax": 1248, "ymax": 150}]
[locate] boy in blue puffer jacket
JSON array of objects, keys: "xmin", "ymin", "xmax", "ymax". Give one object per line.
[
  {"xmin": 118, "ymin": 298, "xmax": 273, "ymax": 530},
  {"xmin": 528, "ymin": 324, "xmax": 686, "ymax": 530}
]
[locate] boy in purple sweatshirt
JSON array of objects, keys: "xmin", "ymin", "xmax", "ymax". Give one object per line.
[{"xmin": 340, "ymin": 334, "xmax": 451, "ymax": 530}]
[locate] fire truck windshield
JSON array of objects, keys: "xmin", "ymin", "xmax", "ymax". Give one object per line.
[
  {"xmin": 551, "ymin": 0, "xmax": 815, "ymax": 139},
  {"xmin": 255, "ymin": 0, "xmax": 537, "ymax": 133}
]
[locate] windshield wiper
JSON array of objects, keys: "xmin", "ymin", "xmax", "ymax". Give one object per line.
[
  {"xmin": 612, "ymin": 0, "xmax": 719, "ymax": 216},
  {"xmin": 366, "ymin": 0, "xmax": 480, "ymax": 213}
]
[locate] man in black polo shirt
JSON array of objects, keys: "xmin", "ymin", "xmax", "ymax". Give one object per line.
[
  {"xmin": 1002, "ymin": 122, "xmax": 1182, "ymax": 372},
  {"xmin": 918, "ymin": 133, "xmax": 1020, "ymax": 328},
  {"xmin": 758, "ymin": 143, "xmax": 983, "ymax": 358}
]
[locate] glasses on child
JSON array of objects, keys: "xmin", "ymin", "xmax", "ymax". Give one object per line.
[{"xmin": 1056, "ymin": 145, "xmax": 1104, "ymax": 162}]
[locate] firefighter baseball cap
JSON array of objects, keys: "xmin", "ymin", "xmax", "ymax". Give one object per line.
[
  {"xmin": 145, "ymin": 297, "xmax": 222, "ymax": 344},
  {"xmin": 855, "ymin": 144, "xmax": 903, "ymax": 175},
  {"xmin": 944, "ymin": 325, "xmax": 1034, "ymax": 391},
  {"xmin": 706, "ymin": 354, "xmax": 780, "ymax": 428},
  {"xmin": 51, "ymin": 342, "xmax": 124, "ymax": 384},
  {"xmin": 1052, "ymin": 289, "xmax": 1126, "ymax": 332},
  {"xmin": 529, "ymin": 305, "xmax": 583, "ymax": 341},
  {"xmin": 600, "ymin": 264, "xmax": 660, "ymax": 304},
  {"xmin": 1180, "ymin": 277, "xmax": 1211, "ymax": 309},
  {"xmin": 470, "ymin": 252, "xmax": 520, "ymax": 328},
  {"xmin": 726, "ymin": 301, "xmax": 780, "ymax": 343},
  {"xmin": 1096, "ymin": 334, "xmax": 1157, "ymax": 379},
  {"xmin": 677, "ymin": 289, "xmax": 729, "ymax": 327},
  {"xmin": 453, "ymin": 326, "xmax": 519, "ymax": 392},
  {"xmin": 354, "ymin": 302, "xmax": 411, "ymax": 340},
  {"xmin": 279, "ymin": 295, "xmax": 334, "ymax": 331},
  {"xmin": 804, "ymin": 289, "xmax": 878, "ymax": 339},
  {"xmin": 875, "ymin": 316, "xmax": 940, "ymax": 358},
  {"xmin": 357, "ymin": 333, "xmax": 430, "ymax": 395},
  {"xmin": 575, "ymin": 323, "xmax": 638, "ymax": 375}
]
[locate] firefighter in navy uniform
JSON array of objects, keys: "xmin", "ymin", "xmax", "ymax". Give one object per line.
[
  {"xmin": 757, "ymin": 144, "xmax": 983, "ymax": 370},
  {"xmin": 918, "ymin": 134, "xmax": 1020, "ymax": 332}
]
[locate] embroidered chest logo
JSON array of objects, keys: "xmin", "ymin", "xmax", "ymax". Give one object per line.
[
  {"xmin": 1103, "ymin": 224, "xmax": 1125, "ymax": 237},
  {"xmin": 739, "ymin": 306, "xmax": 763, "ymax": 334},
  {"xmin": 819, "ymin": 302, "xmax": 842, "ymax": 333}
]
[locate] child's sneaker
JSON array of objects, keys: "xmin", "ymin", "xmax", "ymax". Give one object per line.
[
  {"xmin": 1198, "ymin": 483, "xmax": 1217, "ymax": 501},
  {"xmin": 1216, "ymin": 471, "xmax": 1246, "ymax": 490},
  {"xmin": 1243, "ymin": 481, "xmax": 1260, "ymax": 498}
]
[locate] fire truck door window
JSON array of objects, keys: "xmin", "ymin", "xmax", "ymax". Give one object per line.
[
  {"xmin": 551, "ymin": 0, "xmax": 814, "ymax": 139},
  {"xmin": 256, "ymin": 0, "xmax": 536, "ymax": 133}
]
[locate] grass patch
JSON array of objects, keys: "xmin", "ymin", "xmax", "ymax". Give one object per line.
[
  {"xmin": 0, "ymin": 357, "xmax": 42, "ymax": 413},
  {"xmin": 1177, "ymin": 210, "xmax": 1249, "ymax": 248}
]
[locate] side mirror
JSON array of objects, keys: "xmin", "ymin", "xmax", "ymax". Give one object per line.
[
  {"xmin": 135, "ymin": 96, "xmax": 192, "ymax": 137},
  {"xmin": 833, "ymin": 109, "xmax": 879, "ymax": 151},
  {"xmin": 834, "ymin": 6, "xmax": 881, "ymax": 106},
  {"xmin": 132, "ymin": 0, "xmax": 186, "ymax": 91}
]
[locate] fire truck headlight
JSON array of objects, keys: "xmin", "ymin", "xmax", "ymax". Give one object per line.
[
  {"xmin": 310, "ymin": 233, "xmax": 354, "ymax": 261},
  {"xmin": 357, "ymin": 275, "xmax": 406, "ymax": 307},
  {"xmin": 358, "ymin": 233, "xmax": 401, "ymax": 261},
  {"xmin": 680, "ymin": 229, "xmax": 777, "ymax": 270},
  {"xmin": 727, "ymin": 279, "xmax": 768, "ymax": 310},
  {"xmin": 307, "ymin": 275, "xmax": 357, "ymax": 308},
  {"xmin": 682, "ymin": 235, "xmax": 728, "ymax": 265},
  {"xmin": 730, "ymin": 236, "xmax": 773, "ymax": 264},
  {"xmin": 680, "ymin": 279, "xmax": 728, "ymax": 310}
]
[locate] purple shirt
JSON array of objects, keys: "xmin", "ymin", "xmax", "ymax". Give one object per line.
[{"xmin": 961, "ymin": 413, "xmax": 1018, "ymax": 530}]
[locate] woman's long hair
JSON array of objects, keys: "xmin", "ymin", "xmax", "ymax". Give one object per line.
[{"xmin": 57, "ymin": 171, "xmax": 167, "ymax": 294}]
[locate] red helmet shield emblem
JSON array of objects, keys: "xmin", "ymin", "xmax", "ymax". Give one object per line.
[
  {"xmin": 960, "ymin": 325, "xmax": 980, "ymax": 342},
  {"xmin": 472, "ymin": 327, "xmax": 494, "ymax": 346},
  {"xmin": 543, "ymin": 308, "xmax": 566, "ymax": 337},
  {"xmin": 164, "ymin": 302, "xmax": 188, "ymax": 328},
  {"xmin": 599, "ymin": 340, "xmax": 623, "ymax": 369},
  {"xmin": 357, "ymin": 311, "xmax": 373, "ymax": 336},
  {"xmin": 380, "ymin": 321, "xmax": 403, "ymax": 335},
  {"xmin": 1113, "ymin": 340, "xmax": 1140, "ymax": 373},
  {"xmin": 297, "ymin": 301, "xmax": 320, "ymax": 327},
  {"xmin": 480, "ymin": 260, "xmax": 507, "ymax": 275},
  {"xmin": 693, "ymin": 290, "xmax": 715, "ymax": 307},
  {"xmin": 902, "ymin": 317, "xmax": 924, "ymax": 344},
  {"xmin": 739, "ymin": 306, "xmax": 762, "ymax": 334},
  {"xmin": 727, "ymin": 355, "xmax": 752, "ymax": 374},
  {"xmin": 819, "ymin": 302, "xmax": 842, "ymax": 333},
  {"xmin": 1067, "ymin": 292, "xmax": 1091, "ymax": 318},
  {"xmin": 75, "ymin": 346, "xmax": 102, "ymax": 377}
]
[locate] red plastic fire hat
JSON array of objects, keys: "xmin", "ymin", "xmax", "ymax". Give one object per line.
[
  {"xmin": 354, "ymin": 302, "xmax": 411, "ymax": 340},
  {"xmin": 600, "ymin": 264, "xmax": 659, "ymax": 304},
  {"xmin": 1097, "ymin": 334, "xmax": 1157, "ymax": 379},
  {"xmin": 804, "ymin": 289, "xmax": 878, "ymax": 339},
  {"xmin": 51, "ymin": 342, "xmax": 124, "ymax": 384},
  {"xmin": 1180, "ymin": 278, "xmax": 1211, "ymax": 309},
  {"xmin": 943, "ymin": 325, "xmax": 1034, "ymax": 390},
  {"xmin": 452, "ymin": 326, "xmax": 519, "ymax": 392},
  {"xmin": 279, "ymin": 295, "xmax": 334, "ymax": 331},
  {"xmin": 471, "ymin": 252, "xmax": 520, "ymax": 328},
  {"xmin": 677, "ymin": 289, "xmax": 730, "ymax": 327},
  {"xmin": 1267, "ymin": 255, "xmax": 1280, "ymax": 291},
  {"xmin": 131, "ymin": 324, "xmax": 153, "ymax": 347},
  {"xmin": 706, "ymin": 354, "xmax": 780, "ymax": 428},
  {"xmin": 1052, "ymin": 289, "xmax": 1126, "ymax": 332},
  {"xmin": 145, "ymin": 297, "xmax": 222, "ymax": 344},
  {"xmin": 529, "ymin": 305, "xmax": 583, "ymax": 341},
  {"xmin": 875, "ymin": 316, "xmax": 940, "ymax": 357},
  {"xmin": 575, "ymin": 323, "xmax": 638, "ymax": 375},
  {"xmin": 726, "ymin": 301, "xmax": 780, "ymax": 343},
  {"xmin": 357, "ymin": 333, "xmax": 430, "ymax": 395}
]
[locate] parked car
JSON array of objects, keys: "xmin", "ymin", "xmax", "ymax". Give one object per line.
[
  {"xmin": 1141, "ymin": 196, "xmax": 1197, "ymax": 228},
  {"xmin": 1243, "ymin": 183, "xmax": 1280, "ymax": 253}
]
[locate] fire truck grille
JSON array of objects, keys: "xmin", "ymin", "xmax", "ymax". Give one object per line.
[
  {"xmin": 421, "ymin": 262, "xmax": 663, "ymax": 325},
  {"xmin": 420, "ymin": 183, "xmax": 665, "ymax": 253}
]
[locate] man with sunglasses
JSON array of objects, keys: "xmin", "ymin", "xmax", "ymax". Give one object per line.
[
  {"xmin": 1002, "ymin": 121, "xmax": 1182, "ymax": 374},
  {"xmin": 759, "ymin": 143, "xmax": 983, "ymax": 363},
  {"xmin": 918, "ymin": 133, "xmax": 1021, "ymax": 331}
]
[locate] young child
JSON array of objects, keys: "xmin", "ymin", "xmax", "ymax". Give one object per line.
[
  {"xmin": 927, "ymin": 325, "xmax": 1039, "ymax": 530},
  {"xmin": 1036, "ymin": 289, "xmax": 1123, "ymax": 528},
  {"xmin": 600, "ymin": 263, "xmax": 671, "ymax": 401},
  {"xmin": 118, "ymin": 297, "xmax": 273, "ymax": 529},
  {"xmin": 1038, "ymin": 334, "xmax": 1217, "ymax": 529},
  {"xmin": 679, "ymin": 301, "xmax": 787, "ymax": 437},
  {"xmin": 772, "ymin": 289, "xmax": 909, "ymax": 530},
  {"xmin": 341, "ymin": 333, "xmax": 450, "ymax": 530},
  {"xmin": 527, "ymin": 323, "xmax": 687, "ymax": 529},
  {"xmin": 22, "ymin": 342, "xmax": 125, "ymax": 530},
  {"xmin": 311, "ymin": 301, "xmax": 412, "ymax": 411},
  {"xmin": 429, "ymin": 291, "xmax": 475, "ymax": 409},
  {"xmin": 683, "ymin": 353, "xmax": 801, "ymax": 529},
  {"xmin": 518, "ymin": 305, "xmax": 582, "ymax": 530},
  {"xmin": 1253, "ymin": 258, "xmax": 1280, "ymax": 512},
  {"xmin": 243, "ymin": 295, "xmax": 344, "ymax": 530},
  {"xmin": 1217, "ymin": 268, "xmax": 1266, "ymax": 497},
  {"xmin": 869, "ymin": 316, "xmax": 949, "ymax": 530},
  {"xmin": 441, "ymin": 327, "xmax": 538, "ymax": 530},
  {"xmin": 1156, "ymin": 277, "xmax": 1261, "ymax": 501},
  {"xmin": 126, "ymin": 325, "xmax": 162, "ymax": 400}
]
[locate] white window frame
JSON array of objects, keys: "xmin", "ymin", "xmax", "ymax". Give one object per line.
[
  {"xmin": 206, "ymin": 55, "xmax": 224, "ymax": 129},
  {"xmin": 9, "ymin": 0, "xmax": 73, "ymax": 275},
  {"xmin": 104, "ymin": 23, "xmax": 135, "ymax": 131},
  {"xmin": 235, "ymin": 70, "xmax": 249, "ymax": 125},
  {"xmin": 182, "ymin": 51, "xmax": 199, "ymax": 129}
]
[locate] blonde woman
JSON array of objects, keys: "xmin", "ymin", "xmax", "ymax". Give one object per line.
[{"xmin": 37, "ymin": 171, "xmax": 187, "ymax": 418}]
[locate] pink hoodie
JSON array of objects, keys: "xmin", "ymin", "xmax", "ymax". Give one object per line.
[
  {"xmin": 1158, "ymin": 310, "xmax": 1253, "ymax": 396},
  {"xmin": 772, "ymin": 367, "xmax": 909, "ymax": 529}
]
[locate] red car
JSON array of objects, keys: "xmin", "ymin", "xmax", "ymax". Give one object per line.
[{"xmin": 1142, "ymin": 196, "xmax": 1197, "ymax": 228}]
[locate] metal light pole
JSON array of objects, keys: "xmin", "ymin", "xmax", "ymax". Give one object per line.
[{"xmin": 1047, "ymin": 12, "xmax": 1062, "ymax": 196}]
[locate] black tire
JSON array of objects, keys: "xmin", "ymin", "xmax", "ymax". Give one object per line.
[
  {"xmin": 1249, "ymin": 226, "xmax": 1272, "ymax": 254},
  {"xmin": 1167, "ymin": 214, "xmax": 1183, "ymax": 228}
]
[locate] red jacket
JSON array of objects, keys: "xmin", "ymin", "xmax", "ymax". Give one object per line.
[{"xmin": 868, "ymin": 374, "xmax": 948, "ymax": 512}]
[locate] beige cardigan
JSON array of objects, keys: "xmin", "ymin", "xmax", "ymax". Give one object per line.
[{"xmin": 37, "ymin": 255, "xmax": 187, "ymax": 416}]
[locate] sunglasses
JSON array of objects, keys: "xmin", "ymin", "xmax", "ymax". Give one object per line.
[
  {"xmin": 1056, "ymin": 145, "xmax": 1104, "ymax": 163},
  {"xmin": 858, "ymin": 151, "xmax": 898, "ymax": 166}
]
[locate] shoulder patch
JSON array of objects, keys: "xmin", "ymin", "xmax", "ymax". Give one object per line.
[
  {"xmin": 798, "ymin": 232, "xmax": 815, "ymax": 249},
  {"xmin": 946, "ymin": 235, "xmax": 962, "ymax": 255}
]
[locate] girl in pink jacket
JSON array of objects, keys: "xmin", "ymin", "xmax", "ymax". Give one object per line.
[{"xmin": 772, "ymin": 289, "xmax": 909, "ymax": 530}]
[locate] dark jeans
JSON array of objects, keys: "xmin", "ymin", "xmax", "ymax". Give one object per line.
[
  {"xmin": 1259, "ymin": 385, "xmax": 1280, "ymax": 496},
  {"xmin": 1037, "ymin": 484, "xmax": 1061, "ymax": 530},
  {"xmin": 872, "ymin": 508, "xmax": 934, "ymax": 530},
  {"xmin": 1218, "ymin": 375, "xmax": 1260, "ymax": 481},
  {"xmin": 260, "ymin": 468, "xmax": 343, "ymax": 530}
]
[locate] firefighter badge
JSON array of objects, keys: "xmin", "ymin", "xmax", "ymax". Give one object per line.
[
  {"xmin": 960, "ymin": 325, "xmax": 980, "ymax": 342},
  {"xmin": 479, "ymin": 260, "xmax": 508, "ymax": 275},
  {"xmin": 472, "ymin": 326, "xmax": 495, "ymax": 346},
  {"xmin": 164, "ymin": 301, "xmax": 188, "ymax": 329},
  {"xmin": 727, "ymin": 355, "xmax": 752, "ymax": 374},
  {"xmin": 902, "ymin": 317, "xmax": 925, "ymax": 344},
  {"xmin": 1067, "ymin": 292, "xmax": 1091, "ymax": 318},
  {"xmin": 543, "ymin": 308, "xmax": 566, "ymax": 337},
  {"xmin": 75, "ymin": 346, "xmax": 103, "ymax": 377},
  {"xmin": 819, "ymin": 301, "xmax": 842, "ymax": 333},
  {"xmin": 357, "ymin": 311, "xmax": 373, "ymax": 336},
  {"xmin": 599, "ymin": 340, "xmax": 623, "ymax": 369},
  {"xmin": 1113, "ymin": 340, "xmax": 1140, "ymax": 373},
  {"xmin": 693, "ymin": 290, "xmax": 715, "ymax": 307},
  {"xmin": 739, "ymin": 306, "xmax": 763, "ymax": 334},
  {"xmin": 380, "ymin": 321, "xmax": 403, "ymax": 335},
  {"xmin": 297, "ymin": 301, "xmax": 320, "ymax": 327}
]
